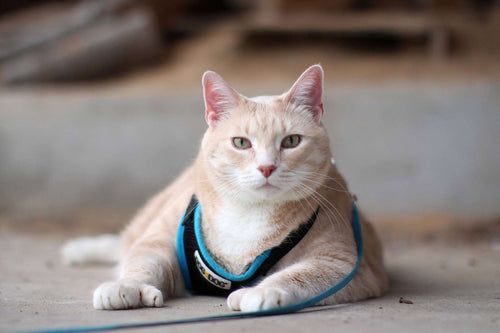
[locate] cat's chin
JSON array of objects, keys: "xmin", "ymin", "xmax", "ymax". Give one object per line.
[
  {"xmin": 225, "ymin": 184, "xmax": 286, "ymax": 204},
  {"xmin": 257, "ymin": 183, "xmax": 280, "ymax": 191},
  {"xmin": 257, "ymin": 186, "xmax": 282, "ymax": 199},
  {"xmin": 245, "ymin": 185, "xmax": 303, "ymax": 204}
]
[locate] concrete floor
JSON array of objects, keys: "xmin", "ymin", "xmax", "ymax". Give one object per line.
[{"xmin": 1, "ymin": 232, "xmax": 499, "ymax": 333}]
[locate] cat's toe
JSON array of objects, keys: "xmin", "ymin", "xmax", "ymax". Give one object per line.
[
  {"xmin": 227, "ymin": 289, "xmax": 246, "ymax": 311},
  {"xmin": 93, "ymin": 283, "xmax": 106, "ymax": 309},
  {"xmin": 230, "ymin": 287, "xmax": 294, "ymax": 312},
  {"xmin": 93, "ymin": 281, "xmax": 160, "ymax": 310},
  {"xmin": 140, "ymin": 285, "xmax": 163, "ymax": 307},
  {"xmin": 261, "ymin": 288, "xmax": 294, "ymax": 309}
]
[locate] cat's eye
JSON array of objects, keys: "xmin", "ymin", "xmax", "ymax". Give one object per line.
[
  {"xmin": 232, "ymin": 137, "xmax": 252, "ymax": 149},
  {"xmin": 281, "ymin": 135, "xmax": 301, "ymax": 148}
]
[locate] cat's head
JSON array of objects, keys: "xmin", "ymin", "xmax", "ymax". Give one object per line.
[{"xmin": 200, "ymin": 65, "xmax": 331, "ymax": 204}]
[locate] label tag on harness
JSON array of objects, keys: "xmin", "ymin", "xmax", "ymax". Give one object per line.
[{"xmin": 194, "ymin": 250, "xmax": 232, "ymax": 290}]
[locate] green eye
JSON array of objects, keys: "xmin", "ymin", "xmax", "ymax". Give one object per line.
[
  {"xmin": 281, "ymin": 135, "xmax": 301, "ymax": 148},
  {"xmin": 233, "ymin": 137, "xmax": 252, "ymax": 149}
]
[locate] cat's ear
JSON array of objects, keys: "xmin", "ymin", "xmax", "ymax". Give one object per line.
[
  {"xmin": 285, "ymin": 64, "xmax": 324, "ymax": 123},
  {"xmin": 202, "ymin": 71, "xmax": 241, "ymax": 127}
]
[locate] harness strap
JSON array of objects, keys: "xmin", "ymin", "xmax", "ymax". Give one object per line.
[{"xmin": 178, "ymin": 195, "xmax": 320, "ymax": 296}]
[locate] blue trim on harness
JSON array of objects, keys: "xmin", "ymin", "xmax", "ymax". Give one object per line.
[
  {"xmin": 176, "ymin": 209, "xmax": 192, "ymax": 290},
  {"xmin": 193, "ymin": 204, "xmax": 273, "ymax": 282}
]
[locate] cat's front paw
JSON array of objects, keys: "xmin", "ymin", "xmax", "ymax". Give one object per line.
[
  {"xmin": 227, "ymin": 287, "xmax": 294, "ymax": 312},
  {"xmin": 93, "ymin": 280, "xmax": 163, "ymax": 310}
]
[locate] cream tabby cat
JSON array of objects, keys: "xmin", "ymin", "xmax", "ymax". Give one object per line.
[{"xmin": 65, "ymin": 65, "xmax": 388, "ymax": 311}]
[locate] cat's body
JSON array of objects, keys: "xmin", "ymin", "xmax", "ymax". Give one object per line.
[{"xmin": 66, "ymin": 65, "xmax": 388, "ymax": 311}]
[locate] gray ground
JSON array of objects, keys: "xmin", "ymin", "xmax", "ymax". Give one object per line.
[{"xmin": 1, "ymin": 232, "xmax": 499, "ymax": 333}]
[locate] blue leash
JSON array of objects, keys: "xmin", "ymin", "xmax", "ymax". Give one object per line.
[{"xmin": 23, "ymin": 203, "xmax": 363, "ymax": 333}]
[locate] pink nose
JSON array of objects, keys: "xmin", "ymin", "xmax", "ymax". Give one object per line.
[{"xmin": 257, "ymin": 165, "xmax": 276, "ymax": 178}]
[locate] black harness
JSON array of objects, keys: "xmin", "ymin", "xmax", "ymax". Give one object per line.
[{"xmin": 177, "ymin": 195, "xmax": 319, "ymax": 296}]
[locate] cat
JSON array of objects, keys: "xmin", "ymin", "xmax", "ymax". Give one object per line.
[{"xmin": 62, "ymin": 64, "xmax": 389, "ymax": 311}]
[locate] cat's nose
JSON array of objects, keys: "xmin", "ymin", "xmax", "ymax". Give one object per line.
[{"xmin": 257, "ymin": 165, "xmax": 276, "ymax": 178}]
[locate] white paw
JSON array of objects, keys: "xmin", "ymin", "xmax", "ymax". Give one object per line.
[
  {"xmin": 227, "ymin": 287, "xmax": 294, "ymax": 312},
  {"xmin": 93, "ymin": 281, "xmax": 163, "ymax": 310}
]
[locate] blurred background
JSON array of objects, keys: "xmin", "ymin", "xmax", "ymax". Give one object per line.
[{"xmin": 1, "ymin": 0, "xmax": 499, "ymax": 243}]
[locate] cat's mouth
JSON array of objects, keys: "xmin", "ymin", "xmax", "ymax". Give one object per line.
[{"xmin": 257, "ymin": 182, "xmax": 280, "ymax": 191}]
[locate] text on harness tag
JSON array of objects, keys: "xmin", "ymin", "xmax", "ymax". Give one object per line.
[{"xmin": 194, "ymin": 250, "xmax": 232, "ymax": 290}]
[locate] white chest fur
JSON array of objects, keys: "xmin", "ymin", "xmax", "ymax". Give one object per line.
[{"xmin": 205, "ymin": 202, "xmax": 277, "ymax": 273}]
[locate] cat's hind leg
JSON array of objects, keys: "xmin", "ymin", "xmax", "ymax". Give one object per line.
[{"xmin": 61, "ymin": 234, "xmax": 120, "ymax": 266}]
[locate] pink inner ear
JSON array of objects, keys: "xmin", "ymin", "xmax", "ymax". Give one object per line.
[
  {"xmin": 204, "ymin": 79, "xmax": 220, "ymax": 124},
  {"xmin": 288, "ymin": 65, "xmax": 324, "ymax": 123},
  {"xmin": 203, "ymin": 71, "xmax": 239, "ymax": 127}
]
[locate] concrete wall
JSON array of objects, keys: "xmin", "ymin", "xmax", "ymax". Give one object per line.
[
  {"xmin": 1, "ymin": 81, "xmax": 499, "ymax": 221},
  {"xmin": 328, "ymin": 82, "xmax": 500, "ymax": 218}
]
